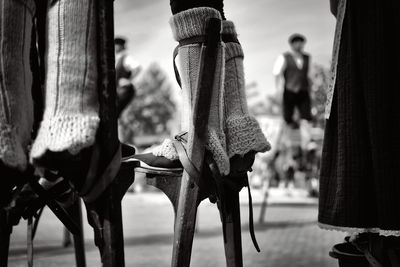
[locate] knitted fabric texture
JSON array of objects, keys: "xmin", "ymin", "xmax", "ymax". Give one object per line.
[
  {"xmin": 153, "ymin": 7, "xmax": 230, "ymax": 175},
  {"xmin": 0, "ymin": 0, "xmax": 35, "ymax": 171},
  {"xmin": 153, "ymin": 139, "xmax": 179, "ymax": 160},
  {"xmin": 223, "ymin": 21, "xmax": 271, "ymax": 158},
  {"xmin": 30, "ymin": 0, "xmax": 99, "ymax": 163},
  {"xmin": 0, "ymin": 124, "xmax": 28, "ymax": 170},
  {"xmin": 169, "ymin": 7, "xmax": 221, "ymax": 42},
  {"xmin": 30, "ymin": 115, "xmax": 99, "ymax": 157}
]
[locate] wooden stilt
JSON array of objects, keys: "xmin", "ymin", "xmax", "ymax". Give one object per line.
[
  {"xmin": 27, "ymin": 217, "xmax": 34, "ymax": 267},
  {"xmin": 72, "ymin": 199, "xmax": 86, "ymax": 267},
  {"xmin": 100, "ymin": 185, "xmax": 125, "ymax": 267},
  {"xmin": 0, "ymin": 209, "xmax": 11, "ymax": 267},
  {"xmin": 171, "ymin": 172, "xmax": 202, "ymax": 267},
  {"xmin": 221, "ymin": 187, "xmax": 243, "ymax": 267},
  {"xmin": 91, "ymin": 0, "xmax": 126, "ymax": 265},
  {"xmin": 258, "ymin": 183, "xmax": 269, "ymax": 224}
]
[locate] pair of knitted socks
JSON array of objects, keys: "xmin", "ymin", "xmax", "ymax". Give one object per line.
[
  {"xmin": 153, "ymin": 7, "xmax": 270, "ymax": 175},
  {"xmin": 0, "ymin": 0, "xmax": 99, "ymax": 174}
]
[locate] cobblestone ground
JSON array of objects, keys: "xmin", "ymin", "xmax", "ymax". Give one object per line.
[{"xmin": 7, "ymin": 192, "xmax": 343, "ymax": 267}]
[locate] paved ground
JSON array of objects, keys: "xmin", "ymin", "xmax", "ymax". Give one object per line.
[{"xmin": 7, "ymin": 189, "xmax": 343, "ymax": 267}]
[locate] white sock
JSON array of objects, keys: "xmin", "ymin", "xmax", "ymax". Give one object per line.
[{"xmin": 30, "ymin": 0, "xmax": 99, "ymax": 164}]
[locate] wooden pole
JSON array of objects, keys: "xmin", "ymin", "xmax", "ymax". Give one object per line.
[
  {"xmin": 95, "ymin": 0, "xmax": 125, "ymax": 266},
  {"xmin": 221, "ymin": 187, "xmax": 243, "ymax": 267},
  {"xmin": 0, "ymin": 210, "xmax": 11, "ymax": 267},
  {"xmin": 73, "ymin": 199, "xmax": 86, "ymax": 267}
]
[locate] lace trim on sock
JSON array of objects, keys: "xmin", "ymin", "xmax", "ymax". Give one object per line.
[
  {"xmin": 318, "ymin": 222, "xmax": 400, "ymax": 237},
  {"xmin": 0, "ymin": 123, "xmax": 27, "ymax": 170},
  {"xmin": 225, "ymin": 115, "xmax": 271, "ymax": 158},
  {"xmin": 30, "ymin": 115, "xmax": 99, "ymax": 160},
  {"xmin": 152, "ymin": 138, "xmax": 179, "ymax": 161}
]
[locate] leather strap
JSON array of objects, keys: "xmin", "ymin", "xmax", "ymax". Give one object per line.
[
  {"xmin": 173, "ymin": 36, "xmax": 207, "ymax": 88},
  {"xmin": 27, "ymin": 217, "xmax": 34, "ymax": 267},
  {"xmin": 172, "ymin": 33, "xmax": 239, "ymax": 88},
  {"xmin": 29, "ymin": 180, "xmax": 80, "ymax": 235},
  {"xmin": 172, "ymin": 140, "xmax": 201, "ymax": 187},
  {"xmin": 82, "ymin": 144, "xmax": 122, "ymax": 203},
  {"xmin": 245, "ymin": 175, "xmax": 261, "ymax": 252}
]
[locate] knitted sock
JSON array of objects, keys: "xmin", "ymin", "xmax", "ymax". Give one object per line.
[
  {"xmin": 30, "ymin": 0, "xmax": 99, "ymax": 164},
  {"xmin": 0, "ymin": 0, "xmax": 36, "ymax": 171},
  {"xmin": 153, "ymin": 7, "xmax": 230, "ymax": 175},
  {"xmin": 222, "ymin": 21, "xmax": 271, "ymax": 158}
]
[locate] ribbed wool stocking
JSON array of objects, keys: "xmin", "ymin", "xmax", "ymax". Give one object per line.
[
  {"xmin": 0, "ymin": 0, "xmax": 35, "ymax": 171},
  {"xmin": 30, "ymin": 0, "xmax": 99, "ymax": 164},
  {"xmin": 153, "ymin": 7, "xmax": 230, "ymax": 175},
  {"xmin": 222, "ymin": 21, "xmax": 271, "ymax": 158}
]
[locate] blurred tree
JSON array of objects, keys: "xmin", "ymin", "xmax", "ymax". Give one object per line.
[{"xmin": 119, "ymin": 62, "xmax": 176, "ymax": 145}]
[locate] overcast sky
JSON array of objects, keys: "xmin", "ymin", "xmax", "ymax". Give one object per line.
[{"xmin": 114, "ymin": 0, "xmax": 336, "ymax": 99}]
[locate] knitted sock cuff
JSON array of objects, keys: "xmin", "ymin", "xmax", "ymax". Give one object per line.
[
  {"xmin": 225, "ymin": 115, "xmax": 271, "ymax": 158},
  {"xmin": 30, "ymin": 115, "xmax": 99, "ymax": 161},
  {"xmin": 169, "ymin": 7, "xmax": 221, "ymax": 41},
  {"xmin": 152, "ymin": 139, "xmax": 179, "ymax": 160},
  {"xmin": 0, "ymin": 123, "xmax": 27, "ymax": 171},
  {"xmin": 225, "ymin": 42, "xmax": 243, "ymax": 60},
  {"xmin": 222, "ymin": 21, "xmax": 244, "ymax": 59}
]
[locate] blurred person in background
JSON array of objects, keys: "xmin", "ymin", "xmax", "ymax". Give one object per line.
[
  {"xmin": 270, "ymin": 34, "xmax": 314, "ymax": 194},
  {"xmin": 320, "ymin": 0, "xmax": 400, "ymax": 265},
  {"xmin": 273, "ymin": 33, "xmax": 313, "ymax": 132},
  {"xmin": 114, "ymin": 37, "xmax": 141, "ymax": 116}
]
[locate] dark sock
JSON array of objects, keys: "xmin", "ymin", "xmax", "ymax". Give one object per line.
[{"xmin": 169, "ymin": 0, "xmax": 226, "ymax": 19}]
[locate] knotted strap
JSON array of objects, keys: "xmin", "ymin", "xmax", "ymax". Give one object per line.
[
  {"xmin": 206, "ymin": 156, "xmax": 260, "ymax": 252},
  {"xmin": 172, "ymin": 140, "xmax": 201, "ymax": 186}
]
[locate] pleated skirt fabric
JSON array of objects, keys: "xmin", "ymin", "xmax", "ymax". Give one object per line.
[{"xmin": 318, "ymin": 0, "xmax": 400, "ymax": 235}]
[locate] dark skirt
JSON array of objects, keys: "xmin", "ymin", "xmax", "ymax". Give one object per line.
[{"xmin": 318, "ymin": 0, "xmax": 400, "ymax": 233}]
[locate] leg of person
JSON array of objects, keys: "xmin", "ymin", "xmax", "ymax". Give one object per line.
[
  {"xmin": 282, "ymin": 89, "xmax": 296, "ymax": 127},
  {"xmin": 297, "ymin": 90, "xmax": 313, "ymax": 148},
  {"xmin": 153, "ymin": 4, "xmax": 230, "ymax": 175},
  {"xmin": 30, "ymin": 0, "xmax": 99, "ymax": 175},
  {"xmin": 0, "ymin": 1, "xmax": 35, "ymax": 263},
  {"xmin": 0, "ymin": 0, "xmax": 35, "ymax": 173},
  {"xmin": 221, "ymin": 21, "xmax": 270, "ymax": 164}
]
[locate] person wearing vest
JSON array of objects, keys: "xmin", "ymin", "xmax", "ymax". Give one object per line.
[
  {"xmin": 273, "ymin": 33, "xmax": 312, "ymax": 128},
  {"xmin": 114, "ymin": 37, "xmax": 141, "ymax": 116}
]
